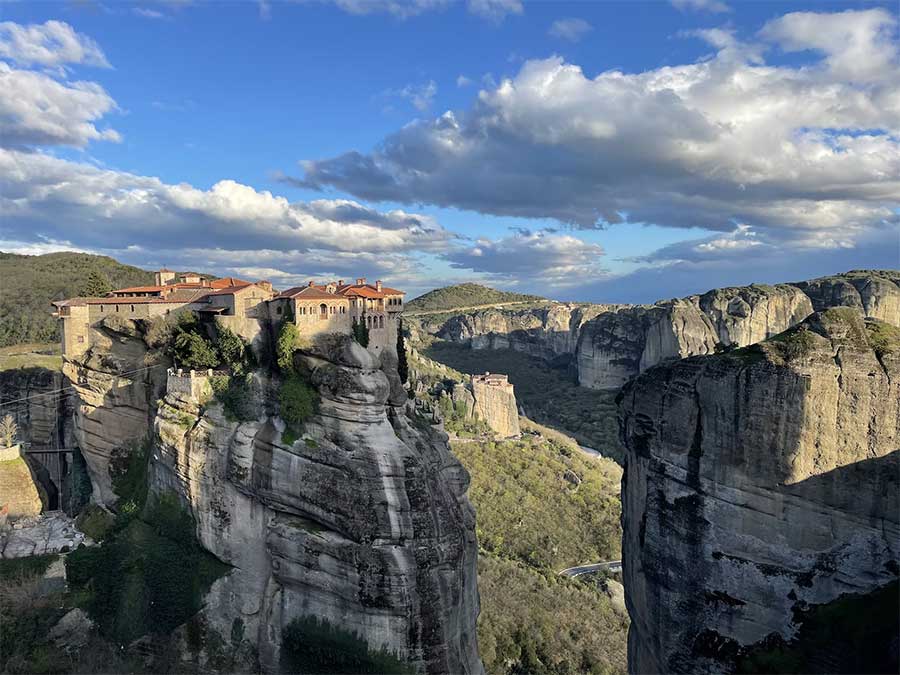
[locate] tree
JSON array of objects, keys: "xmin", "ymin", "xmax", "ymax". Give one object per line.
[
  {"xmin": 396, "ymin": 320, "xmax": 408, "ymax": 384},
  {"xmin": 173, "ymin": 331, "xmax": 219, "ymax": 369},
  {"xmin": 279, "ymin": 374, "xmax": 317, "ymax": 430},
  {"xmin": 277, "ymin": 322, "xmax": 300, "ymax": 373},
  {"xmin": 0, "ymin": 415, "xmax": 18, "ymax": 447},
  {"xmin": 217, "ymin": 326, "xmax": 250, "ymax": 374},
  {"xmin": 81, "ymin": 269, "xmax": 112, "ymax": 297},
  {"xmin": 352, "ymin": 316, "xmax": 369, "ymax": 348}
]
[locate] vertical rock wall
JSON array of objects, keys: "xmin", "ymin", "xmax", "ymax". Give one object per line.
[
  {"xmin": 150, "ymin": 335, "xmax": 483, "ymax": 675},
  {"xmin": 618, "ymin": 309, "xmax": 900, "ymax": 673}
]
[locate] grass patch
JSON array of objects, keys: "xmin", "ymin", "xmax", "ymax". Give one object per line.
[
  {"xmin": 75, "ymin": 504, "xmax": 115, "ymax": 542},
  {"xmin": 0, "ymin": 553, "xmax": 58, "ymax": 579},
  {"xmin": 0, "ymin": 343, "xmax": 62, "ymax": 372},
  {"xmin": 865, "ymin": 319, "xmax": 900, "ymax": 358},
  {"xmin": 282, "ymin": 428, "xmax": 298, "ymax": 446}
]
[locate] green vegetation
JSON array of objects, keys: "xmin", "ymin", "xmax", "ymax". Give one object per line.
[
  {"xmin": 865, "ymin": 319, "xmax": 900, "ymax": 358},
  {"xmin": 80, "ymin": 269, "xmax": 113, "ymax": 297},
  {"xmin": 438, "ymin": 395, "xmax": 492, "ymax": 438},
  {"xmin": 277, "ymin": 321, "xmax": 301, "ymax": 372},
  {"xmin": 66, "ymin": 493, "xmax": 229, "ymax": 645},
  {"xmin": 736, "ymin": 580, "xmax": 899, "ymax": 674},
  {"xmin": 0, "ymin": 553, "xmax": 58, "ymax": 579},
  {"xmin": 210, "ymin": 373, "xmax": 260, "ymax": 422},
  {"xmin": 280, "ymin": 616, "xmax": 413, "ymax": 674},
  {"xmin": 0, "ymin": 251, "xmax": 154, "ymax": 347},
  {"xmin": 352, "ymin": 316, "xmax": 370, "ymax": 347},
  {"xmin": 75, "ymin": 504, "xmax": 115, "ymax": 542},
  {"xmin": 280, "ymin": 373, "xmax": 318, "ymax": 435},
  {"xmin": 174, "ymin": 330, "xmax": 219, "ymax": 369},
  {"xmin": 478, "ymin": 556, "xmax": 628, "ymax": 675},
  {"xmin": 397, "ymin": 320, "xmax": 409, "ymax": 383},
  {"xmin": 406, "ymin": 283, "xmax": 545, "ymax": 313},
  {"xmin": 0, "ymin": 343, "xmax": 63, "ymax": 372},
  {"xmin": 216, "ymin": 326, "xmax": 252, "ymax": 374},
  {"xmin": 425, "ymin": 341, "xmax": 624, "ymax": 461},
  {"xmin": 452, "ymin": 423, "xmax": 621, "ymax": 570}
]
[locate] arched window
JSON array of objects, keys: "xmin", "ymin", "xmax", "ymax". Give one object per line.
[
  {"xmin": 319, "ymin": 303, "xmax": 327, "ymax": 318},
  {"xmin": 379, "ymin": 315, "xmax": 384, "ymax": 328},
  {"xmin": 330, "ymin": 305, "xmax": 335, "ymax": 315},
  {"xmin": 100, "ymin": 305, "xmax": 104, "ymax": 313},
  {"xmin": 130, "ymin": 304, "xmax": 135, "ymax": 313}
]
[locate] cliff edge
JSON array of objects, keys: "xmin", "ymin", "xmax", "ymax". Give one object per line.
[{"xmin": 618, "ymin": 308, "xmax": 899, "ymax": 673}]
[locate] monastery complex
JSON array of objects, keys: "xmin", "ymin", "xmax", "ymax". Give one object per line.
[{"xmin": 53, "ymin": 269, "xmax": 404, "ymax": 358}]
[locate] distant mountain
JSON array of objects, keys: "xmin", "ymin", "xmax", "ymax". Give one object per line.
[
  {"xmin": 0, "ymin": 252, "xmax": 155, "ymax": 347},
  {"xmin": 406, "ymin": 283, "xmax": 546, "ymax": 313}
]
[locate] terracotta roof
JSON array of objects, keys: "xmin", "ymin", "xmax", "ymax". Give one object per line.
[
  {"xmin": 336, "ymin": 283, "xmax": 405, "ymax": 299},
  {"xmin": 210, "ymin": 277, "xmax": 252, "ymax": 289},
  {"xmin": 111, "ymin": 285, "xmax": 168, "ymax": 294},
  {"xmin": 277, "ymin": 286, "xmax": 346, "ymax": 301}
]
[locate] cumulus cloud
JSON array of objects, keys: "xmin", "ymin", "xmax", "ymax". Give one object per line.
[
  {"xmin": 548, "ymin": 18, "xmax": 592, "ymax": 43},
  {"xmin": 386, "ymin": 80, "xmax": 437, "ymax": 111},
  {"xmin": 0, "ymin": 20, "xmax": 110, "ymax": 68},
  {"xmin": 297, "ymin": 9, "xmax": 900, "ymax": 259},
  {"xmin": 670, "ymin": 0, "xmax": 730, "ymax": 13},
  {"xmin": 444, "ymin": 230, "xmax": 606, "ymax": 284},
  {"xmin": 0, "ymin": 62, "xmax": 120, "ymax": 148},
  {"xmin": 467, "ymin": 0, "xmax": 522, "ymax": 22}
]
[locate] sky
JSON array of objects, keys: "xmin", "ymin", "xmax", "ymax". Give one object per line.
[{"xmin": 0, "ymin": 0, "xmax": 898, "ymax": 303}]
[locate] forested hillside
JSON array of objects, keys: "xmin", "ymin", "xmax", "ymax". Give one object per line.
[
  {"xmin": 406, "ymin": 283, "xmax": 545, "ymax": 313},
  {"xmin": 0, "ymin": 252, "xmax": 154, "ymax": 347}
]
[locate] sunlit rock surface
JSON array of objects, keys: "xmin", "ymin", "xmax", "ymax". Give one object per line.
[
  {"xmin": 618, "ymin": 309, "xmax": 900, "ymax": 673},
  {"xmin": 150, "ymin": 335, "xmax": 483, "ymax": 674}
]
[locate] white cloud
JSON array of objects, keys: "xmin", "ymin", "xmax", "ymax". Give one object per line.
[
  {"xmin": 670, "ymin": 0, "xmax": 730, "ymax": 14},
  {"xmin": 548, "ymin": 18, "xmax": 592, "ymax": 43},
  {"xmin": 0, "ymin": 20, "xmax": 110, "ymax": 68},
  {"xmin": 0, "ymin": 62, "xmax": 120, "ymax": 148},
  {"xmin": 456, "ymin": 74, "xmax": 472, "ymax": 87},
  {"xmin": 298, "ymin": 9, "xmax": 900, "ymax": 257},
  {"xmin": 386, "ymin": 80, "xmax": 437, "ymax": 111},
  {"xmin": 466, "ymin": 0, "xmax": 522, "ymax": 22},
  {"xmin": 445, "ymin": 230, "xmax": 606, "ymax": 284},
  {"xmin": 760, "ymin": 8, "xmax": 898, "ymax": 82},
  {"xmin": 133, "ymin": 8, "xmax": 169, "ymax": 20}
]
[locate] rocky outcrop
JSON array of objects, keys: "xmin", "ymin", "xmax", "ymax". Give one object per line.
[
  {"xmin": 0, "ymin": 367, "xmax": 70, "ymax": 449},
  {"xmin": 469, "ymin": 374, "xmax": 520, "ymax": 438},
  {"xmin": 149, "ymin": 334, "xmax": 483, "ymax": 674},
  {"xmin": 63, "ymin": 324, "xmax": 168, "ymax": 505},
  {"xmin": 437, "ymin": 304, "xmax": 612, "ymax": 363},
  {"xmin": 578, "ymin": 271, "xmax": 897, "ymax": 390},
  {"xmin": 0, "ymin": 450, "xmax": 44, "ymax": 518},
  {"xmin": 618, "ymin": 309, "xmax": 900, "ymax": 673}
]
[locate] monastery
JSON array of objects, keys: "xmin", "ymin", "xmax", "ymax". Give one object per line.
[{"xmin": 53, "ymin": 269, "xmax": 404, "ymax": 358}]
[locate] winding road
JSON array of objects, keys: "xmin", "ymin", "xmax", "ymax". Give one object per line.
[{"xmin": 558, "ymin": 560, "xmax": 622, "ymax": 577}]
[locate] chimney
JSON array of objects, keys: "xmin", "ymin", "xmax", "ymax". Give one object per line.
[
  {"xmin": 308, "ymin": 280, "xmax": 315, "ymax": 287},
  {"xmin": 376, "ymin": 280, "xmax": 382, "ymax": 292},
  {"xmin": 338, "ymin": 279, "xmax": 344, "ymax": 286},
  {"xmin": 356, "ymin": 277, "xmax": 366, "ymax": 285}
]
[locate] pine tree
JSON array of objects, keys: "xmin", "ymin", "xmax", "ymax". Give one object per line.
[
  {"xmin": 81, "ymin": 269, "xmax": 112, "ymax": 297},
  {"xmin": 396, "ymin": 320, "xmax": 408, "ymax": 384}
]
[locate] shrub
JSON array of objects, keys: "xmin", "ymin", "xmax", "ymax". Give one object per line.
[
  {"xmin": 397, "ymin": 321, "xmax": 409, "ymax": 383},
  {"xmin": 280, "ymin": 616, "xmax": 413, "ymax": 674},
  {"xmin": 210, "ymin": 374, "xmax": 259, "ymax": 422},
  {"xmin": 217, "ymin": 326, "xmax": 251, "ymax": 374},
  {"xmin": 277, "ymin": 322, "xmax": 300, "ymax": 373},
  {"xmin": 280, "ymin": 374, "xmax": 317, "ymax": 431},
  {"xmin": 173, "ymin": 330, "xmax": 219, "ymax": 369},
  {"xmin": 75, "ymin": 504, "xmax": 115, "ymax": 541},
  {"xmin": 80, "ymin": 269, "xmax": 112, "ymax": 297},
  {"xmin": 352, "ymin": 316, "xmax": 369, "ymax": 347}
]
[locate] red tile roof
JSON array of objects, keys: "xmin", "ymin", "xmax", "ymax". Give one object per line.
[
  {"xmin": 277, "ymin": 285, "xmax": 346, "ymax": 301},
  {"xmin": 210, "ymin": 277, "xmax": 252, "ymax": 289},
  {"xmin": 111, "ymin": 285, "xmax": 169, "ymax": 294}
]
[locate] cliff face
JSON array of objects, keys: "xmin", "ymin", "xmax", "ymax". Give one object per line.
[
  {"xmin": 618, "ymin": 309, "xmax": 900, "ymax": 673},
  {"xmin": 0, "ymin": 367, "xmax": 70, "ymax": 449},
  {"xmin": 150, "ymin": 335, "xmax": 483, "ymax": 674},
  {"xmin": 437, "ymin": 304, "xmax": 611, "ymax": 363},
  {"xmin": 63, "ymin": 324, "xmax": 168, "ymax": 505}
]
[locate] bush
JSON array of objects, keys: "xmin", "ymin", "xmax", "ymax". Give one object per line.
[
  {"xmin": 352, "ymin": 317, "xmax": 369, "ymax": 347},
  {"xmin": 75, "ymin": 504, "xmax": 115, "ymax": 542},
  {"xmin": 173, "ymin": 330, "xmax": 218, "ymax": 369},
  {"xmin": 217, "ymin": 326, "xmax": 251, "ymax": 374},
  {"xmin": 277, "ymin": 322, "xmax": 300, "ymax": 373},
  {"xmin": 280, "ymin": 374, "xmax": 317, "ymax": 431},
  {"xmin": 280, "ymin": 616, "xmax": 413, "ymax": 674},
  {"xmin": 210, "ymin": 374, "xmax": 259, "ymax": 422},
  {"xmin": 397, "ymin": 321, "xmax": 408, "ymax": 383}
]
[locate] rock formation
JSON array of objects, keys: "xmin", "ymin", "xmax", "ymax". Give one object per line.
[
  {"xmin": 469, "ymin": 373, "xmax": 520, "ymax": 438},
  {"xmin": 0, "ymin": 367, "xmax": 69, "ymax": 448},
  {"xmin": 149, "ymin": 334, "xmax": 483, "ymax": 674},
  {"xmin": 0, "ymin": 448, "xmax": 44, "ymax": 518},
  {"xmin": 63, "ymin": 321, "xmax": 168, "ymax": 505},
  {"xmin": 618, "ymin": 308, "xmax": 900, "ymax": 673},
  {"xmin": 437, "ymin": 304, "xmax": 612, "ymax": 363}
]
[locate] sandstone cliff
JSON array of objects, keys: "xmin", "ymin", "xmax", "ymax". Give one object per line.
[
  {"xmin": 63, "ymin": 321, "xmax": 168, "ymax": 505},
  {"xmin": 437, "ymin": 304, "xmax": 612, "ymax": 363},
  {"xmin": 149, "ymin": 335, "xmax": 483, "ymax": 674},
  {"xmin": 618, "ymin": 309, "xmax": 899, "ymax": 673}
]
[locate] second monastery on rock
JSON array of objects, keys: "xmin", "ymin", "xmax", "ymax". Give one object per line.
[{"xmin": 53, "ymin": 269, "xmax": 404, "ymax": 358}]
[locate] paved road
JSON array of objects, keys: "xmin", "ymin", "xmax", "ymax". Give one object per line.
[
  {"xmin": 404, "ymin": 301, "xmax": 545, "ymax": 317},
  {"xmin": 559, "ymin": 560, "xmax": 622, "ymax": 577}
]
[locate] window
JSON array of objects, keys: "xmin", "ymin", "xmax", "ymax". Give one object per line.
[
  {"xmin": 77, "ymin": 335, "xmax": 85, "ymax": 343},
  {"xmin": 100, "ymin": 305, "xmax": 104, "ymax": 313},
  {"xmin": 276, "ymin": 306, "xmax": 283, "ymax": 315},
  {"xmin": 130, "ymin": 304, "xmax": 135, "ymax": 312},
  {"xmin": 330, "ymin": 306, "xmax": 335, "ymax": 315},
  {"xmin": 116, "ymin": 305, "xmax": 120, "ymax": 312}
]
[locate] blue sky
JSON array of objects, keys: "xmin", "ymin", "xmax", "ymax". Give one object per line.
[{"xmin": 1, "ymin": 0, "xmax": 897, "ymax": 302}]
